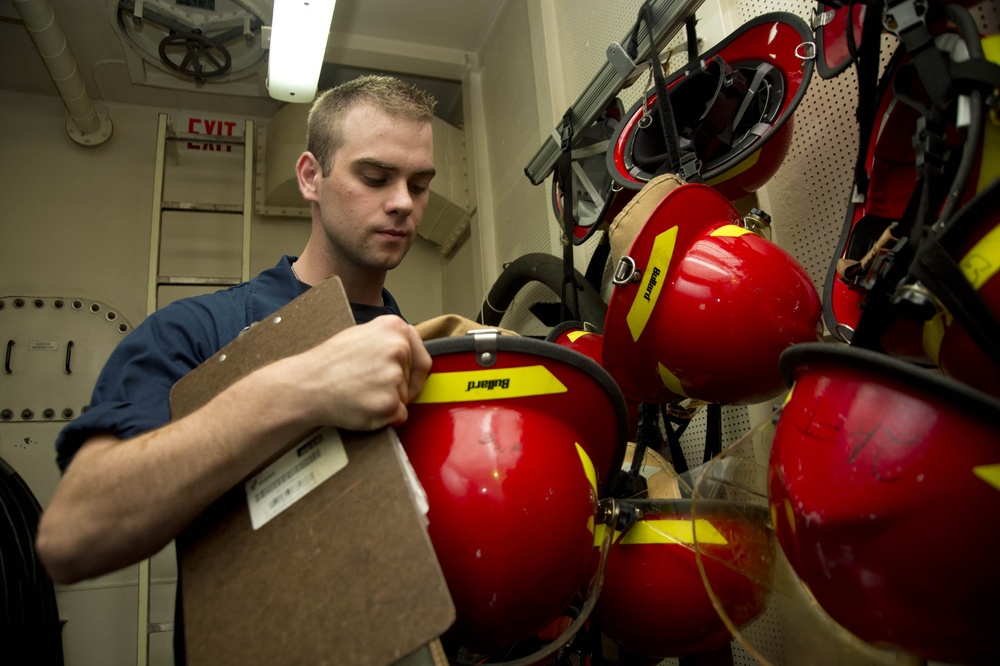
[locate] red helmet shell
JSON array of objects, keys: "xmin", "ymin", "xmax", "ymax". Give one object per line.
[
  {"xmin": 397, "ymin": 334, "xmax": 628, "ymax": 653},
  {"xmin": 603, "ymin": 182, "xmax": 822, "ymax": 405},
  {"xmin": 813, "ymin": 2, "xmax": 868, "ymax": 79},
  {"xmin": 607, "ymin": 12, "xmax": 813, "ymax": 201},
  {"xmin": 769, "ymin": 343, "xmax": 1000, "ymax": 663},
  {"xmin": 595, "ymin": 499, "xmax": 773, "ymax": 659}
]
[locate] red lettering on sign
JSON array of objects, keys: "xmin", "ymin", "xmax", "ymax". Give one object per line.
[{"xmin": 186, "ymin": 117, "xmax": 237, "ymax": 152}]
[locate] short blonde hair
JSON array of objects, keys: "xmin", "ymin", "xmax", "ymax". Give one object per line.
[{"xmin": 306, "ymin": 75, "xmax": 437, "ymax": 175}]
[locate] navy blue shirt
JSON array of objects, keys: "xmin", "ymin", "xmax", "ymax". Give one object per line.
[{"xmin": 55, "ymin": 255, "xmax": 403, "ymax": 471}]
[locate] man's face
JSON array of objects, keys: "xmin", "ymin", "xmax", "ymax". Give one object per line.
[{"xmin": 309, "ymin": 105, "xmax": 435, "ymax": 273}]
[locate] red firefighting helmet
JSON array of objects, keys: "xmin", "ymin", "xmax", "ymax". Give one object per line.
[
  {"xmin": 769, "ymin": 342, "xmax": 1000, "ymax": 664},
  {"xmin": 607, "ymin": 12, "xmax": 814, "ymax": 201},
  {"xmin": 602, "ymin": 175, "xmax": 822, "ymax": 405},
  {"xmin": 396, "ymin": 331, "xmax": 628, "ymax": 653},
  {"xmin": 596, "ymin": 497, "xmax": 773, "ymax": 659}
]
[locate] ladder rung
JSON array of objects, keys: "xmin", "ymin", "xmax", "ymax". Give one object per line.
[
  {"xmin": 161, "ymin": 201, "xmax": 244, "ymax": 213},
  {"xmin": 148, "ymin": 622, "xmax": 175, "ymax": 634},
  {"xmin": 158, "ymin": 276, "xmax": 242, "ymax": 286},
  {"xmin": 166, "ymin": 132, "xmax": 245, "ymax": 145}
]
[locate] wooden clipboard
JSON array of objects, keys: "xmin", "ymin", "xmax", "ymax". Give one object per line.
[{"xmin": 169, "ymin": 276, "xmax": 454, "ymax": 666}]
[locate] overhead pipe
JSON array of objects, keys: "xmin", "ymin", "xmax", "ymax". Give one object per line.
[{"xmin": 13, "ymin": 0, "xmax": 113, "ymax": 146}]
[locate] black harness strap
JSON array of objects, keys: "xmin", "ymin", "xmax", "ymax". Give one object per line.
[
  {"xmin": 886, "ymin": 0, "xmax": 953, "ymax": 110},
  {"xmin": 850, "ymin": 0, "xmax": 890, "ymax": 199},
  {"xmin": 909, "ymin": 239, "xmax": 1000, "ymax": 368},
  {"xmin": 626, "ymin": 1, "xmax": 700, "ymax": 181},
  {"xmin": 558, "ymin": 111, "xmax": 581, "ymax": 324}
]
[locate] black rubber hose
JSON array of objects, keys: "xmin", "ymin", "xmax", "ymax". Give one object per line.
[{"xmin": 476, "ymin": 252, "xmax": 608, "ymax": 330}]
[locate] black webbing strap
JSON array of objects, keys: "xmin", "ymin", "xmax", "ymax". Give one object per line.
[
  {"xmin": 849, "ymin": 236, "xmax": 915, "ymax": 351},
  {"xmin": 659, "ymin": 403, "xmax": 691, "ymax": 475},
  {"xmin": 702, "ymin": 404, "xmax": 723, "ymax": 464},
  {"xmin": 886, "ymin": 0, "xmax": 953, "ymax": 110},
  {"xmin": 558, "ymin": 110, "xmax": 580, "ymax": 324},
  {"xmin": 849, "ymin": 0, "xmax": 891, "ymax": 199},
  {"xmin": 626, "ymin": 1, "xmax": 700, "ymax": 181},
  {"xmin": 613, "ymin": 402, "xmax": 661, "ymax": 498},
  {"xmin": 909, "ymin": 177, "xmax": 1000, "ymax": 366},
  {"xmin": 584, "ymin": 231, "xmax": 611, "ymax": 292},
  {"xmin": 909, "ymin": 240, "xmax": 1000, "ymax": 367},
  {"xmin": 685, "ymin": 15, "xmax": 699, "ymax": 65}
]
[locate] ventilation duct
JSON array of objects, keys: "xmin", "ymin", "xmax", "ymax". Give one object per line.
[{"xmin": 13, "ymin": 0, "xmax": 113, "ymax": 146}]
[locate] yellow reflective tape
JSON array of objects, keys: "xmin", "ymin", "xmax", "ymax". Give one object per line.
[
  {"xmin": 973, "ymin": 464, "xmax": 1000, "ymax": 492},
  {"xmin": 958, "ymin": 222, "xmax": 1000, "ymax": 291},
  {"xmin": 923, "ymin": 311, "xmax": 948, "ymax": 366},
  {"xmin": 657, "ymin": 362, "xmax": 687, "ymax": 397},
  {"xmin": 783, "ymin": 384, "xmax": 795, "ymax": 407},
  {"xmin": 627, "ymin": 226, "xmax": 678, "ymax": 342},
  {"xmin": 705, "ymin": 148, "xmax": 761, "ymax": 186},
  {"xmin": 576, "ymin": 442, "xmax": 598, "ymax": 496},
  {"xmin": 784, "ymin": 497, "xmax": 797, "ymax": 534},
  {"xmin": 414, "ymin": 365, "xmax": 567, "ymax": 403},
  {"xmin": 978, "ymin": 35, "xmax": 1000, "ymax": 191},
  {"xmin": 566, "ymin": 330, "xmax": 592, "ymax": 342},
  {"xmin": 593, "ymin": 522, "xmax": 622, "ymax": 547},
  {"xmin": 618, "ymin": 519, "xmax": 728, "ymax": 546},
  {"xmin": 710, "ymin": 225, "xmax": 752, "ymax": 237}
]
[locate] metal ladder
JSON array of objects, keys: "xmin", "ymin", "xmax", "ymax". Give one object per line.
[{"xmin": 138, "ymin": 112, "xmax": 255, "ymax": 666}]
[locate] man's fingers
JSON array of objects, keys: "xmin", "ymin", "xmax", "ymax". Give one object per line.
[{"xmin": 404, "ymin": 324, "xmax": 432, "ymax": 402}]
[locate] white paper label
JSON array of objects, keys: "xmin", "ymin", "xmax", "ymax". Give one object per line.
[{"xmin": 245, "ymin": 426, "xmax": 348, "ymax": 530}]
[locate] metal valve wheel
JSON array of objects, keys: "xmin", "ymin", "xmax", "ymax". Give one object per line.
[{"xmin": 158, "ymin": 31, "xmax": 233, "ymax": 83}]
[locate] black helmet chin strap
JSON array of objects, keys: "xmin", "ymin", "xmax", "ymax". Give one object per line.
[
  {"xmin": 626, "ymin": 1, "xmax": 701, "ymax": 182},
  {"xmin": 846, "ymin": 0, "xmax": 886, "ymax": 201}
]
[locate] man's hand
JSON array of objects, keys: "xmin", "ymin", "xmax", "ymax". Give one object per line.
[{"xmin": 280, "ymin": 315, "xmax": 433, "ymax": 432}]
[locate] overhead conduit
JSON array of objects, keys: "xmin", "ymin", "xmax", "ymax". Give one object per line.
[{"xmin": 13, "ymin": 0, "xmax": 113, "ymax": 146}]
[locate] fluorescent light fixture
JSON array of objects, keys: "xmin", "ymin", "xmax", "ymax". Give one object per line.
[{"xmin": 267, "ymin": 0, "xmax": 336, "ymax": 103}]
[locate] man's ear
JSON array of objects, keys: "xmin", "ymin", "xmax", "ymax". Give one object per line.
[{"xmin": 296, "ymin": 152, "xmax": 322, "ymax": 203}]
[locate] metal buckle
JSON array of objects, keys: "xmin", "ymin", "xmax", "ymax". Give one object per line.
[
  {"xmin": 468, "ymin": 328, "xmax": 500, "ymax": 367},
  {"xmin": 810, "ymin": 9, "xmax": 835, "ymax": 30},
  {"xmin": 795, "ymin": 41, "xmax": 817, "ymax": 61},
  {"xmin": 613, "ymin": 256, "xmax": 643, "ymax": 285},
  {"xmin": 883, "ymin": 0, "xmax": 927, "ymax": 37}
]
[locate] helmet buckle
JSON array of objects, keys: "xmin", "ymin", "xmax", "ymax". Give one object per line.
[
  {"xmin": 468, "ymin": 328, "xmax": 501, "ymax": 367},
  {"xmin": 612, "ymin": 256, "xmax": 642, "ymax": 285}
]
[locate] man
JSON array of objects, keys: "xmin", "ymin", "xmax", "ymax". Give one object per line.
[{"xmin": 35, "ymin": 75, "xmax": 436, "ymax": 587}]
